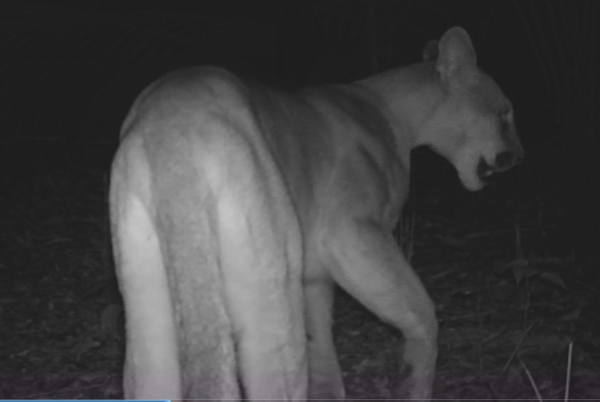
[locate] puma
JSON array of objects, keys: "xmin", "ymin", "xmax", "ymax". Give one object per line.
[{"xmin": 110, "ymin": 27, "xmax": 523, "ymax": 400}]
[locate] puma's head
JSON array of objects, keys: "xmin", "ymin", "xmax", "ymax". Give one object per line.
[{"xmin": 420, "ymin": 27, "xmax": 524, "ymax": 191}]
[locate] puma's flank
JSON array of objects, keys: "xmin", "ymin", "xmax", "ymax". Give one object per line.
[{"xmin": 110, "ymin": 27, "xmax": 523, "ymax": 400}]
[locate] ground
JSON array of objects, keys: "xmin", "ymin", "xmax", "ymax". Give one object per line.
[{"xmin": 0, "ymin": 142, "xmax": 598, "ymax": 400}]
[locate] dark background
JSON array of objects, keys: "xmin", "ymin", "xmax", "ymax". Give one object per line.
[
  {"xmin": 0, "ymin": 0, "xmax": 598, "ymax": 399},
  {"xmin": 2, "ymin": 0, "xmax": 597, "ymax": 275}
]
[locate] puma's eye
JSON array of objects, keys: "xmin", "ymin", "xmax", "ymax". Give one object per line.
[{"xmin": 499, "ymin": 108, "xmax": 512, "ymax": 133}]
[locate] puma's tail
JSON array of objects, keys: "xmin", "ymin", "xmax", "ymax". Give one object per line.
[
  {"xmin": 113, "ymin": 71, "xmax": 308, "ymax": 399},
  {"xmin": 117, "ymin": 125, "xmax": 307, "ymax": 399},
  {"xmin": 112, "ymin": 131, "xmax": 241, "ymax": 399}
]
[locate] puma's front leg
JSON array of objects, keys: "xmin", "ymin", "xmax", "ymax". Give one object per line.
[
  {"xmin": 304, "ymin": 278, "xmax": 345, "ymax": 399},
  {"xmin": 326, "ymin": 220, "xmax": 438, "ymax": 400}
]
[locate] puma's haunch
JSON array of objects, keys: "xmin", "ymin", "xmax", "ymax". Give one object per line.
[{"xmin": 110, "ymin": 27, "xmax": 523, "ymax": 400}]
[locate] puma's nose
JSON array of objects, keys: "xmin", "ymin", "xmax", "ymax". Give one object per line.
[{"xmin": 494, "ymin": 150, "xmax": 522, "ymax": 172}]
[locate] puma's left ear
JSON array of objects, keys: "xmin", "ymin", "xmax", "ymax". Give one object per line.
[
  {"xmin": 423, "ymin": 40, "xmax": 439, "ymax": 62},
  {"xmin": 434, "ymin": 27, "xmax": 477, "ymax": 85}
]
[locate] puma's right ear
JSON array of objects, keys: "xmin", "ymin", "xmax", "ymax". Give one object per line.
[{"xmin": 434, "ymin": 27, "xmax": 477, "ymax": 85}]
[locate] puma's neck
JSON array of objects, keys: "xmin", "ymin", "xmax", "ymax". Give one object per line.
[{"xmin": 355, "ymin": 62, "xmax": 446, "ymax": 151}]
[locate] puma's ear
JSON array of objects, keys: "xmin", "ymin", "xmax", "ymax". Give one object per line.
[
  {"xmin": 434, "ymin": 27, "xmax": 477, "ymax": 85},
  {"xmin": 423, "ymin": 40, "xmax": 439, "ymax": 62}
]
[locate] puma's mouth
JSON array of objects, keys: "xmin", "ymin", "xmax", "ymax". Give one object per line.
[
  {"xmin": 477, "ymin": 157, "xmax": 494, "ymax": 182},
  {"xmin": 459, "ymin": 150, "xmax": 523, "ymax": 192},
  {"xmin": 477, "ymin": 150, "xmax": 522, "ymax": 181}
]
